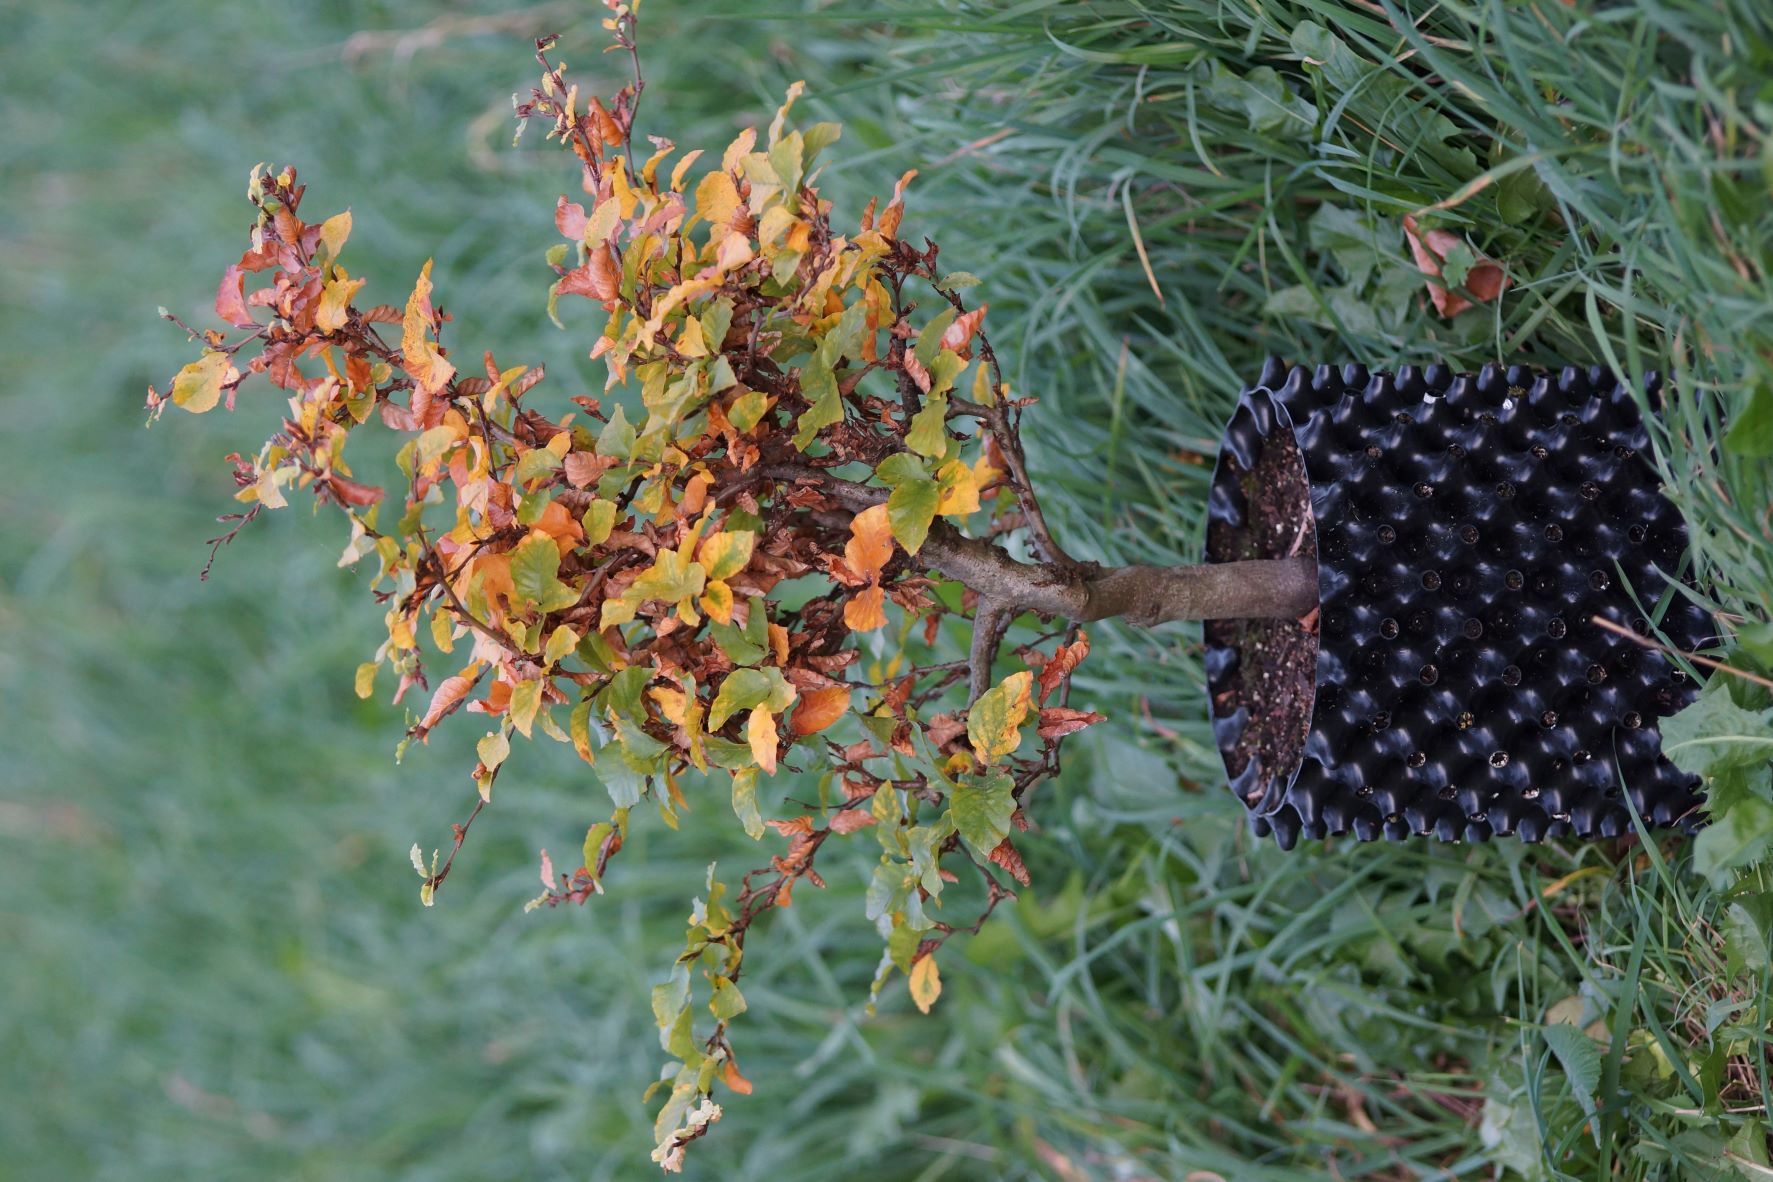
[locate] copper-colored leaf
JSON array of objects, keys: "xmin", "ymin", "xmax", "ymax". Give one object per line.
[
  {"xmin": 401, "ymin": 259, "xmax": 455, "ymax": 396},
  {"xmin": 1402, "ymin": 214, "xmax": 1510, "ymax": 318},
  {"xmin": 1036, "ymin": 706, "xmax": 1106, "ymax": 741},
  {"xmin": 1036, "ymin": 631, "xmax": 1089, "ymax": 705},
  {"xmin": 417, "ymin": 665, "xmax": 481, "ymax": 737},
  {"xmin": 214, "ymin": 265, "xmax": 257, "ymax": 328},
  {"xmin": 791, "ymin": 685, "xmax": 851, "ymax": 735},
  {"xmin": 828, "ymin": 808, "xmax": 876, "ymax": 835},
  {"xmin": 989, "ymin": 838, "xmax": 1031, "ymax": 886},
  {"xmin": 555, "ymin": 195, "xmax": 587, "ymax": 240}
]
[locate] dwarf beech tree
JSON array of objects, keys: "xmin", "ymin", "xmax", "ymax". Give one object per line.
[{"xmin": 151, "ymin": 6, "xmax": 1315, "ymax": 1169}]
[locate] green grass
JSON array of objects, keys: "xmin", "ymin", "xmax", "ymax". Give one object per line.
[{"xmin": 4, "ymin": 1, "xmax": 1772, "ymax": 1180}]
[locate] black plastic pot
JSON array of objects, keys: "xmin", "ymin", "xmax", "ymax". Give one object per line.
[{"xmin": 1204, "ymin": 359, "xmax": 1711, "ymax": 849}]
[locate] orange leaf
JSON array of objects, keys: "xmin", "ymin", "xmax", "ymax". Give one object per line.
[
  {"xmin": 417, "ymin": 665, "xmax": 482, "ymax": 738},
  {"xmin": 844, "ymin": 503, "xmax": 894, "ymax": 579},
  {"xmin": 401, "ymin": 259, "xmax": 455, "ymax": 399},
  {"xmin": 721, "ymin": 1056, "xmax": 754, "ymax": 1096},
  {"xmin": 791, "ymin": 685, "xmax": 851, "ymax": 735},
  {"xmin": 844, "ymin": 585, "xmax": 887, "ymax": 632},
  {"xmin": 940, "ymin": 305, "xmax": 987, "ymax": 353}
]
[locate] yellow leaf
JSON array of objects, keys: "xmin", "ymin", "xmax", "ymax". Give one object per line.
[
  {"xmin": 401, "ymin": 259, "xmax": 455, "ymax": 397},
  {"xmin": 934, "ymin": 459, "xmax": 980, "ymax": 516},
  {"xmin": 747, "ymin": 705, "xmax": 779, "ymax": 774},
  {"xmin": 909, "ymin": 953, "xmax": 941, "ymax": 1014},
  {"xmin": 695, "ymin": 171, "xmax": 741, "ymax": 228},
  {"xmin": 768, "ymin": 622, "xmax": 790, "ymax": 665},
  {"xmin": 353, "ymin": 662, "xmax": 377, "ymax": 700},
  {"xmin": 317, "ymin": 210, "xmax": 352, "ymax": 263},
  {"xmin": 699, "ymin": 579, "xmax": 735, "ymax": 624},
  {"xmin": 542, "ymin": 625, "xmax": 579, "ymax": 667},
  {"xmin": 316, "ymin": 271, "xmax": 365, "ymax": 333},
  {"xmin": 169, "ymin": 350, "xmax": 235, "ymax": 414},
  {"xmin": 697, "ymin": 530, "xmax": 755, "ymax": 581},
  {"xmin": 967, "ymin": 670, "xmax": 1033, "ymax": 766},
  {"xmin": 650, "ymin": 685, "xmax": 689, "ymax": 726},
  {"xmin": 669, "ymin": 148, "xmax": 705, "ymax": 193}
]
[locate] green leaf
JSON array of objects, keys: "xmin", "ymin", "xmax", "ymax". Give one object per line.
[
  {"xmin": 1661, "ymin": 679, "xmax": 1773, "ymax": 777},
  {"xmin": 597, "ymin": 403, "xmax": 636, "ymax": 460},
  {"xmin": 477, "ymin": 728, "xmax": 511, "ymax": 772},
  {"xmin": 914, "ymin": 307, "xmax": 957, "ymax": 367},
  {"xmin": 598, "ymin": 666, "xmax": 651, "ymax": 722},
  {"xmin": 708, "ymin": 666, "xmax": 795, "ymax": 730},
  {"xmin": 949, "ymin": 770, "xmax": 1015, "ymax": 856},
  {"xmin": 652, "ymin": 964, "xmax": 690, "ymax": 1030},
  {"xmin": 582, "ymin": 821, "xmax": 613, "ymax": 876},
  {"xmin": 508, "ymin": 535, "xmax": 579, "ymax": 615},
  {"xmin": 886, "ymin": 477, "xmax": 939, "ymax": 555},
  {"xmin": 728, "ymin": 389, "xmax": 770, "ymax": 433},
  {"xmin": 514, "ymin": 448, "xmax": 561, "ymax": 486},
  {"xmin": 1542, "ymin": 1023, "xmax": 1603, "ymax": 1120},
  {"xmin": 581, "ymin": 499, "xmax": 618, "ymax": 546},
  {"xmin": 817, "ymin": 299, "xmax": 870, "ymax": 367},
  {"xmin": 925, "ymin": 349, "xmax": 965, "ymax": 397},
  {"xmin": 1694, "ymin": 773, "xmax": 1773, "ymax": 886},
  {"xmin": 710, "ymin": 978, "xmax": 747, "ymax": 1020},
  {"xmin": 793, "ymin": 355, "xmax": 843, "ymax": 449},
  {"xmin": 1202, "ymin": 63, "xmax": 1315, "ymax": 136},
  {"xmin": 627, "ymin": 548, "xmax": 706, "ymax": 607},
  {"xmin": 731, "ymin": 768, "xmax": 764, "ymax": 839},
  {"xmin": 905, "ymin": 392, "xmax": 949, "ymax": 458},
  {"xmin": 1726, "ymin": 384, "xmax": 1773, "ymax": 457},
  {"xmin": 169, "ymin": 350, "xmax": 232, "ymax": 414}
]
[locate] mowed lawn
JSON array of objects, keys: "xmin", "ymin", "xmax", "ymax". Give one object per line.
[{"xmin": 3, "ymin": 2, "xmax": 1771, "ymax": 1180}]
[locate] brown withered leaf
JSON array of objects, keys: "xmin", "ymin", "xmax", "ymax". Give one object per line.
[
  {"xmin": 1036, "ymin": 631, "xmax": 1089, "ymax": 705},
  {"xmin": 988, "ymin": 838, "xmax": 1031, "ymax": 886},
  {"xmin": 1402, "ymin": 214, "xmax": 1509, "ymax": 318},
  {"xmin": 557, "ymin": 246, "xmax": 619, "ymax": 303},
  {"xmin": 1036, "ymin": 706, "xmax": 1105, "ymax": 741},
  {"xmin": 827, "ymin": 808, "xmax": 876, "ymax": 835}
]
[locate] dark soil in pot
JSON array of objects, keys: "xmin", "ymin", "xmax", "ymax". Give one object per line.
[{"xmin": 1205, "ymin": 358, "xmax": 1712, "ymax": 850}]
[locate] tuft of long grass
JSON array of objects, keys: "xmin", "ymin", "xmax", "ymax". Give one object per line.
[{"xmin": 5, "ymin": 1, "xmax": 1772, "ymax": 1180}]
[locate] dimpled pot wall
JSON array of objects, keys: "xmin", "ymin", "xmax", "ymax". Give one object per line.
[{"xmin": 1204, "ymin": 358, "xmax": 1713, "ymax": 850}]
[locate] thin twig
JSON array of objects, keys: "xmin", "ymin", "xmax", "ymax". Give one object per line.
[{"xmin": 1590, "ymin": 615, "xmax": 1773, "ymax": 690}]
